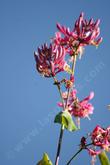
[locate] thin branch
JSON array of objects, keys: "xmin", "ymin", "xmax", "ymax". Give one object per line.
[{"xmin": 66, "ymin": 148, "xmax": 83, "ymax": 165}]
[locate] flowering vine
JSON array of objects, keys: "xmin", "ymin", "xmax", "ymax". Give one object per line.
[{"xmin": 34, "ymin": 12, "xmax": 110, "ymax": 165}]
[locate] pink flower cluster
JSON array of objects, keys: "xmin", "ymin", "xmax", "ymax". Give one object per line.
[
  {"xmin": 58, "ymin": 89, "xmax": 94, "ymax": 119},
  {"xmin": 34, "ymin": 44, "xmax": 67, "ymax": 77},
  {"xmin": 54, "ymin": 12, "xmax": 102, "ymax": 56},
  {"xmin": 91, "ymin": 125, "xmax": 110, "ymax": 151},
  {"xmin": 80, "ymin": 125, "xmax": 110, "ymax": 156},
  {"xmin": 34, "ymin": 13, "xmax": 102, "ymax": 76}
]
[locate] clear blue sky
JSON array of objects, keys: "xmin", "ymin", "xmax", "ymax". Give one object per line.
[{"xmin": 0, "ymin": 0, "xmax": 110, "ymax": 165}]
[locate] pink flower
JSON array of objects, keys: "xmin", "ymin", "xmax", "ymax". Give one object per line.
[
  {"xmin": 57, "ymin": 89, "xmax": 76, "ymax": 112},
  {"xmin": 70, "ymin": 91, "xmax": 94, "ymax": 119},
  {"xmin": 80, "ymin": 125, "xmax": 110, "ymax": 162},
  {"xmin": 73, "ymin": 12, "xmax": 102, "ymax": 46},
  {"xmin": 54, "ymin": 12, "xmax": 102, "ymax": 56},
  {"xmin": 58, "ymin": 90, "xmax": 94, "ymax": 119},
  {"xmin": 34, "ymin": 43, "xmax": 67, "ymax": 77},
  {"xmin": 53, "ymin": 32, "xmax": 67, "ymax": 46},
  {"xmin": 91, "ymin": 125, "xmax": 110, "ymax": 150}
]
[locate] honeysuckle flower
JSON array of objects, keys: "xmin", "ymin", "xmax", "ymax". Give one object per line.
[
  {"xmin": 58, "ymin": 90, "xmax": 94, "ymax": 121},
  {"xmin": 53, "ymin": 12, "xmax": 102, "ymax": 57},
  {"xmin": 34, "ymin": 43, "xmax": 67, "ymax": 77},
  {"xmin": 69, "ymin": 91, "xmax": 94, "ymax": 119},
  {"xmin": 91, "ymin": 125, "xmax": 110, "ymax": 150},
  {"xmin": 53, "ymin": 25, "xmax": 85, "ymax": 56},
  {"xmin": 79, "ymin": 125, "xmax": 110, "ymax": 161},
  {"xmin": 53, "ymin": 31, "xmax": 67, "ymax": 46},
  {"xmin": 73, "ymin": 12, "xmax": 103, "ymax": 46}
]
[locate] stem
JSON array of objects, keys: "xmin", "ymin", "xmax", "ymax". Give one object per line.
[
  {"xmin": 72, "ymin": 54, "xmax": 77, "ymax": 74},
  {"xmin": 66, "ymin": 148, "xmax": 83, "ymax": 165},
  {"xmin": 55, "ymin": 125, "xmax": 64, "ymax": 165},
  {"xmin": 66, "ymin": 143, "xmax": 93, "ymax": 165},
  {"xmin": 66, "ymin": 54, "xmax": 77, "ymax": 109},
  {"xmin": 53, "ymin": 76, "xmax": 65, "ymax": 165},
  {"xmin": 86, "ymin": 143, "xmax": 93, "ymax": 147},
  {"xmin": 53, "ymin": 76, "xmax": 65, "ymax": 110},
  {"xmin": 54, "ymin": 54, "xmax": 77, "ymax": 165}
]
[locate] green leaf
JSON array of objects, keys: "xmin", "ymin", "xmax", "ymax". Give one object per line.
[
  {"xmin": 54, "ymin": 111, "xmax": 77, "ymax": 132},
  {"xmin": 98, "ymin": 151, "xmax": 110, "ymax": 165},
  {"xmin": 37, "ymin": 153, "xmax": 53, "ymax": 165}
]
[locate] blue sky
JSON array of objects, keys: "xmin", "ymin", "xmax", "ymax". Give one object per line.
[{"xmin": 0, "ymin": 0, "xmax": 110, "ymax": 164}]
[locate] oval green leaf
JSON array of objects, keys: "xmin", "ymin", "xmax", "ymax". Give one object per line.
[{"xmin": 54, "ymin": 111, "xmax": 77, "ymax": 132}]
